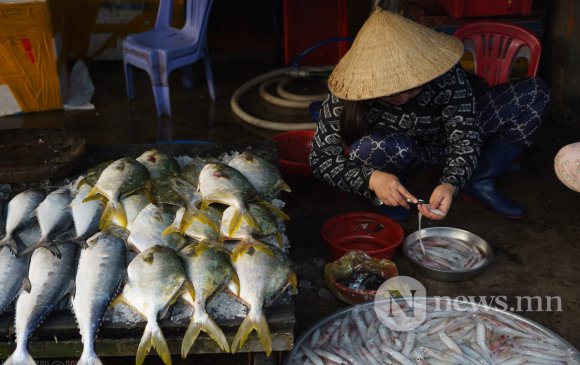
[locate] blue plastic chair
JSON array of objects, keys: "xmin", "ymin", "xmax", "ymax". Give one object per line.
[{"xmin": 122, "ymin": 0, "xmax": 216, "ymax": 116}]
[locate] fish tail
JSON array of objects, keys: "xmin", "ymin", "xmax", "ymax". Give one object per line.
[
  {"xmin": 227, "ymin": 207, "xmax": 243, "ymax": 237},
  {"xmin": 182, "ymin": 312, "xmax": 229, "ymax": 357},
  {"xmin": 232, "ymin": 309, "xmax": 272, "ymax": 356},
  {"xmin": 82, "ymin": 186, "xmax": 105, "ymax": 203},
  {"xmin": 275, "ymin": 232, "xmax": 284, "ymax": 248},
  {"xmin": 259, "ymin": 200, "xmax": 290, "ymax": 221},
  {"xmin": 20, "ymin": 238, "xmax": 61, "ymax": 258},
  {"xmin": 0, "ymin": 235, "xmax": 18, "ymax": 256},
  {"xmin": 288, "ymin": 271, "xmax": 299, "ymax": 295},
  {"xmin": 161, "ymin": 223, "xmax": 180, "ymax": 237},
  {"xmin": 136, "ymin": 321, "xmax": 171, "ymax": 365},
  {"xmin": 78, "ymin": 348, "xmax": 103, "ymax": 365},
  {"xmin": 179, "ymin": 209, "xmax": 218, "ymax": 234},
  {"xmin": 274, "ymin": 181, "xmax": 292, "ymax": 193},
  {"xmin": 4, "ymin": 344, "xmax": 36, "ymax": 365},
  {"xmin": 100, "ymin": 200, "xmax": 127, "ymax": 230}
]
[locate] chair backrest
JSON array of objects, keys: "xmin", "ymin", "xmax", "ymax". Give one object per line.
[
  {"xmin": 155, "ymin": 0, "xmax": 214, "ymax": 41},
  {"xmin": 453, "ymin": 21, "xmax": 542, "ymax": 86}
]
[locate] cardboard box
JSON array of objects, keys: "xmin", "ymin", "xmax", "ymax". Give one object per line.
[{"xmin": 0, "ymin": 0, "xmax": 63, "ymax": 117}]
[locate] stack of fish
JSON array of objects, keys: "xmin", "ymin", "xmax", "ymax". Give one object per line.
[{"xmin": 0, "ymin": 149, "xmax": 298, "ymax": 365}]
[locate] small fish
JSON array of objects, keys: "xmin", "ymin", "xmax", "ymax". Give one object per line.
[
  {"xmin": 70, "ymin": 183, "xmax": 104, "ymax": 247},
  {"xmin": 230, "ymin": 242, "xmax": 297, "ymax": 356},
  {"xmin": 0, "ymin": 189, "xmax": 45, "ymax": 255},
  {"xmin": 113, "ymin": 246, "xmax": 194, "ymax": 365},
  {"xmin": 83, "ymin": 157, "xmax": 150, "ymax": 230},
  {"xmin": 72, "ymin": 231, "xmax": 127, "ymax": 365},
  {"xmin": 21, "ymin": 188, "xmax": 74, "ymax": 258},
  {"xmin": 128, "ymin": 203, "xmax": 190, "ymax": 252},
  {"xmin": 180, "ymin": 242, "xmax": 239, "ymax": 357},
  {"xmin": 136, "ymin": 149, "xmax": 180, "ymax": 179},
  {"xmin": 4, "ymin": 241, "xmax": 78, "ymax": 365},
  {"xmin": 0, "ymin": 237, "xmax": 34, "ymax": 315},
  {"xmin": 228, "ymin": 151, "xmax": 291, "ymax": 197}
]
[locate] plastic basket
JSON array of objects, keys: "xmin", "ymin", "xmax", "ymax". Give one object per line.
[{"xmin": 273, "ymin": 130, "xmax": 314, "ymax": 178}]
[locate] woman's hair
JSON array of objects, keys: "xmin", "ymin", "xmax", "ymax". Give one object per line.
[{"xmin": 339, "ymin": 100, "xmax": 368, "ymax": 145}]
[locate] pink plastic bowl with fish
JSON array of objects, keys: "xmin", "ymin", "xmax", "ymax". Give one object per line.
[
  {"xmin": 321, "ymin": 212, "xmax": 404, "ymax": 260},
  {"xmin": 402, "ymin": 227, "xmax": 493, "ymax": 281}
]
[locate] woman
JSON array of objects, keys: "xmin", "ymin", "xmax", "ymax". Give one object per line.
[{"xmin": 309, "ymin": 9, "xmax": 550, "ymax": 221}]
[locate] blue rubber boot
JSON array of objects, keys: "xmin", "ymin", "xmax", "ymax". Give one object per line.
[
  {"xmin": 378, "ymin": 204, "xmax": 409, "ymax": 223},
  {"xmin": 462, "ymin": 138, "xmax": 525, "ymax": 218}
]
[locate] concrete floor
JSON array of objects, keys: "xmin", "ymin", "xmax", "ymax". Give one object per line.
[{"xmin": 2, "ymin": 48, "xmax": 580, "ymax": 364}]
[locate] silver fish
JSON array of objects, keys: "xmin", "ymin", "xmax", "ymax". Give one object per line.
[
  {"xmin": 114, "ymin": 246, "xmax": 194, "ymax": 365},
  {"xmin": 84, "ymin": 157, "xmax": 150, "ymax": 229},
  {"xmin": 21, "ymin": 188, "xmax": 74, "ymax": 258},
  {"xmin": 128, "ymin": 203, "xmax": 189, "ymax": 252},
  {"xmin": 72, "ymin": 231, "xmax": 127, "ymax": 365},
  {"xmin": 180, "ymin": 242, "xmax": 239, "ymax": 356},
  {"xmin": 228, "ymin": 151, "xmax": 292, "ymax": 197},
  {"xmin": 5, "ymin": 241, "xmax": 78, "ymax": 365},
  {"xmin": 136, "ymin": 149, "xmax": 179, "ymax": 179},
  {"xmin": 71, "ymin": 184, "xmax": 104, "ymax": 247},
  {"xmin": 0, "ymin": 189, "xmax": 45, "ymax": 255},
  {"xmin": 230, "ymin": 242, "xmax": 297, "ymax": 356}
]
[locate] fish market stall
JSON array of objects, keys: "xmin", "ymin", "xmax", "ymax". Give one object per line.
[{"xmin": 0, "ymin": 140, "xmax": 296, "ymax": 364}]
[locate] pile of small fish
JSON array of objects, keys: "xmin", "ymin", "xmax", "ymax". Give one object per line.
[
  {"xmin": 0, "ymin": 149, "xmax": 297, "ymax": 365},
  {"xmin": 290, "ymin": 300, "xmax": 580, "ymax": 365},
  {"xmin": 406, "ymin": 236, "xmax": 486, "ymax": 272}
]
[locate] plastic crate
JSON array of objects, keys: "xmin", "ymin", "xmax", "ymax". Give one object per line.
[
  {"xmin": 437, "ymin": 0, "xmax": 533, "ymax": 18},
  {"xmin": 283, "ymin": 0, "xmax": 348, "ymax": 66}
]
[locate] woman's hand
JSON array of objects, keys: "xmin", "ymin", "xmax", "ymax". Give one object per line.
[
  {"xmin": 369, "ymin": 171, "xmax": 418, "ymax": 208},
  {"xmin": 417, "ymin": 183, "xmax": 455, "ymax": 220}
]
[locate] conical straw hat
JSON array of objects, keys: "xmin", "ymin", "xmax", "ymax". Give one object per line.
[{"xmin": 328, "ymin": 9, "xmax": 464, "ymax": 100}]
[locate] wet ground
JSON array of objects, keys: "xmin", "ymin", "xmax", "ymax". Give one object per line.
[{"xmin": 1, "ymin": 40, "xmax": 580, "ymax": 365}]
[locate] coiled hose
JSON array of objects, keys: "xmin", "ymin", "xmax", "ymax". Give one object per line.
[{"xmin": 230, "ymin": 66, "xmax": 333, "ymax": 131}]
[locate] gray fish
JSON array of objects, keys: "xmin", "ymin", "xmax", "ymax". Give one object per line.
[
  {"xmin": 199, "ymin": 163, "xmax": 287, "ymax": 237},
  {"xmin": 128, "ymin": 203, "xmax": 189, "ymax": 252},
  {"xmin": 71, "ymin": 184, "xmax": 104, "ymax": 247},
  {"xmin": 72, "ymin": 231, "xmax": 127, "ymax": 365},
  {"xmin": 228, "ymin": 151, "xmax": 292, "ymax": 197},
  {"xmin": 180, "ymin": 157, "xmax": 220, "ymax": 187},
  {"xmin": 136, "ymin": 149, "xmax": 179, "ymax": 179},
  {"xmin": 0, "ymin": 189, "xmax": 45, "ymax": 255},
  {"xmin": 84, "ymin": 157, "xmax": 150, "ymax": 230},
  {"xmin": 4, "ymin": 241, "xmax": 78, "ymax": 365},
  {"xmin": 219, "ymin": 202, "xmax": 284, "ymax": 247},
  {"xmin": 114, "ymin": 246, "xmax": 194, "ymax": 365},
  {"xmin": 180, "ymin": 242, "xmax": 239, "ymax": 356},
  {"xmin": 21, "ymin": 188, "xmax": 74, "ymax": 258},
  {"xmin": 230, "ymin": 242, "xmax": 297, "ymax": 356}
]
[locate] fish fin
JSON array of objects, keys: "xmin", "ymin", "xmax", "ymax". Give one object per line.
[
  {"xmin": 193, "ymin": 240, "xmax": 212, "ymax": 256},
  {"xmin": 182, "ymin": 315, "xmax": 229, "ymax": 358},
  {"xmin": 288, "ymin": 271, "xmax": 298, "ymax": 295},
  {"xmin": 200, "ymin": 199, "xmax": 211, "ymax": 210},
  {"xmin": 179, "ymin": 244, "xmax": 197, "ymax": 256},
  {"xmin": 275, "ymin": 232, "xmax": 284, "ymax": 248},
  {"xmin": 78, "ymin": 350, "xmax": 103, "ymax": 365},
  {"xmin": 20, "ymin": 277, "xmax": 32, "ymax": 294},
  {"xmin": 76, "ymin": 177, "xmax": 87, "ymax": 189},
  {"xmin": 232, "ymin": 310, "xmax": 272, "ymax": 356},
  {"xmin": 108, "ymin": 225, "xmax": 130, "ymax": 241},
  {"xmin": 136, "ymin": 321, "xmax": 171, "ymax": 365},
  {"xmin": 82, "ymin": 186, "xmax": 106, "ymax": 203},
  {"xmin": 227, "ymin": 208, "xmax": 244, "ymax": 237},
  {"xmin": 46, "ymin": 241, "xmax": 62, "ymax": 259},
  {"xmin": 110, "ymin": 294, "xmax": 127, "ymax": 307},
  {"xmin": 259, "ymin": 200, "xmax": 290, "ymax": 221},
  {"xmin": 230, "ymin": 270, "xmax": 241, "ymax": 297},
  {"xmin": 250, "ymin": 240, "xmax": 275, "ymax": 257},
  {"xmin": 161, "ymin": 222, "xmax": 180, "ymax": 237},
  {"xmin": 3, "ymin": 346, "xmax": 36, "ymax": 365},
  {"xmin": 180, "ymin": 209, "xmax": 218, "ymax": 234},
  {"xmin": 0, "ymin": 236, "xmax": 18, "ymax": 256},
  {"xmin": 275, "ymin": 181, "xmax": 292, "ymax": 193},
  {"xmin": 99, "ymin": 200, "xmax": 127, "ymax": 230},
  {"xmin": 183, "ymin": 280, "xmax": 196, "ymax": 303},
  {"xmin": 19, "ymin": 238, "xmax": 58, "ymax": 258},
  {"xmin": 230, "ymin": 241, "xmax": 251, "ymax": 263},
  {"xmin": 142, "ymin": 250, "xmax": 155, "ymax": 263}
]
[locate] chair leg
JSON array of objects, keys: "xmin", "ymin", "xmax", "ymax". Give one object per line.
[
  {"xmin": 181, "ymin": 65, "xmax": 194, "ymax": 89},
  {"xmin": 124, "ymin": 62, "xmax": 136, "ymax": 101},
  {"xmin": 152, "ymin": 84, "xmax": 171, "ymax": 117},
  {"xmin": 203, "ymin": 51, "xmax": 216, "ymax": 101}
]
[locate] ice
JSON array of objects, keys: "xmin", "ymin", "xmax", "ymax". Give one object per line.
[
  {"xmin": 207, "ymin": 292, "xmax": 247, "ymax": 320},
  {"xmin": 168, "ymin": 302, "xmax": 194, "ymax": 322},
  {"xmin": 174, "ymin": 155, "xmax": 195, "ymax": 169},
  {"xmin": 103, "ymin": 302, "xmax": 144, "ymax": 325}
]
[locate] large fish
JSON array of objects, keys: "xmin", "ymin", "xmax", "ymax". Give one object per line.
[
  {"xmin": 70, "ymin": 183, "xmax": 104, "ymax": 247},
  {"xmin": 21, "ymin": 188, "xmax": 74, "ymax": 258},
  {"xmin": 180, "ymin": 242, "xmax": 239, "ymax": 357},
  {"xmin": 128, "ymin": 203, "xmax": 190, "ymax": 252},
  {"xmin": 72, "ymin": 231, "xmax": 127, "ymax": 365},
  {"xmin": 228, "ymin": 151, "xmax": 291, "ymax": 197},
  {"xmin": 113, "ymin": 246, "xmax": 194, "ymax": 365},
  {"xmin": 198, "ymin": 163, "xmax": 287, "ymax": 237},
  {"xmin": 0, "ymin": 189, "xmax": 45, "ymax": 255},
  {"xmin": 83, "ymin": 157, "xmax": 150, "ymax": 229},
  {"xmin": 230, "ymin": 242, "xmax": 297, "ymax": 356},
  {"xmin": 219, "ymin": 202, "xmax": 285, "ymax": 247},
  {"xmin": 163, "ymin": 206, "xmax": 222, "ymax": 243},
  {"xmin": 136, "ymin": 149, "xmax": 179, "ymax": 179},
  {"xmin": 4, "ymin": 241, "xmax": 79, "ymax": 365}
]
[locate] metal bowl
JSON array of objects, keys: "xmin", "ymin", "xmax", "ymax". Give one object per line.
[{"xmin": 402, "ymin": 227, "xmax": 493, "ymax": 281}]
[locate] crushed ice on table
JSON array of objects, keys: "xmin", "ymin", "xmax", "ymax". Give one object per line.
[
  {"xmin": 103, "ymin": 302, "xmax": 144, "ymax": 325},
  {"xmin": 174, "ymin": 155, "xmax": 194, "ymax": 169},
  {"xmin": 207, "ymin": 292, "xmax": 247, "ymax": 320}
]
